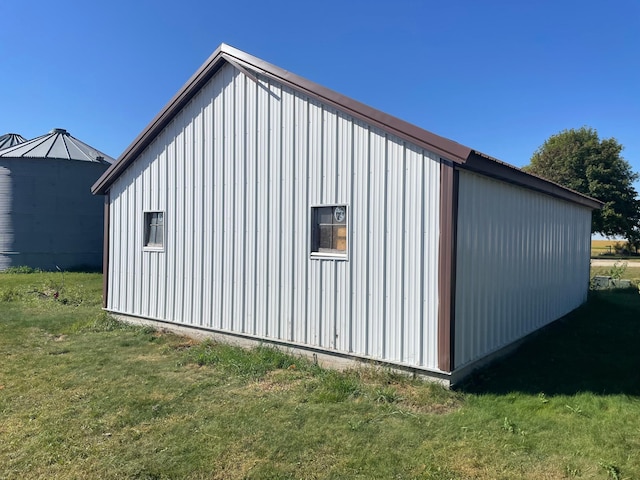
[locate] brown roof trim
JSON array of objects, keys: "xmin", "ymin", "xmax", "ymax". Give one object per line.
[
  {"xmin": 462, "ymin": 151, "xmax": 603, "ymax": 210},
  {"xmin": 91, "ymin": 43, "xmax": 604, "ymax": 212},
  {"xmin": 222, "ymin": 45, "xmax": 473, "ymax": 164},
  {"xmin": 92, "ymin": 43, "xmax": 471, "ymax": 195}
]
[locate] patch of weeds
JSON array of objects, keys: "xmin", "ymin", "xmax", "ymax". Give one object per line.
[
  {"xmin": 183, "ymin": 341, "xmax": 305, "ymax": 380},
  {"xmin": 565, "ymin": 464, "xmax": 581, "ymax": 477},
  {"xmin": 599, "ymin": 461, "xmax": 621, "ymax": 480},
  {"xmin": 502, "ymin": 417, "xmax": 526, "ymax": 436},
  {"xmin": 373, "ymin": 386, "xmax": 402, "ymax": 404},
  {"xmin": 502, "ymin": 416, "xmax": 516, "ymax": 433},
  {"xmin": 74, "ymin": 312, "xmax": 154, "ymax": 335},
  {"xmin": 2, "ymin": 266, "xmax": 42, "ymax": 274},
  {"xmin": 565, "ymin": 404, "xmax": 587, "ymax": 417},
  {"xmin": 309, "ymin": 370, "xmax": 361, "ymax": 403},
  {"xmin": 608, "ymin": 261, "xmax": 628, "ymax": 280},
  {"xmin": 0, "ymin": 287, "xmax": 21, "ymax": 302}
]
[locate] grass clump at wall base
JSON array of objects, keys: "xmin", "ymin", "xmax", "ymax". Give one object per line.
[
  {"xmin": 2, "ymin": 271, "xmax": 640, "ymax": 479},
  {"xmin": 183, "ymin": 340, "xmax": 304, "ymax": 379}
]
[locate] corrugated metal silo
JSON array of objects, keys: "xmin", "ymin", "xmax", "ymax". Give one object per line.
[{"xmin": 0, "ymin": 128, "xmax": 114, "ymax": 271}]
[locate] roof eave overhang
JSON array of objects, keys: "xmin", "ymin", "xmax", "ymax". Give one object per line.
[
  {"xmin": 91, "ymin": 43, "xmax": 471, "ymax": 195},
  {"xmin": 462, "ymin": 151, "xmax": 603, "ymax": 210}
]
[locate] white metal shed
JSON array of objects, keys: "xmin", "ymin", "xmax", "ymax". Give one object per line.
[{"xmin": 92, "ymin": 44, "xmax": 600, "ymax": 384}]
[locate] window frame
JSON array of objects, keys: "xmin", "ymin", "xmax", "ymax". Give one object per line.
[
  {"xmin": 309, "ymin": 204, "xmax": 349, "ymax": 260},
  {"xmin": 143, "ymin": 210, "xmax": 165, "ymax": 251}
]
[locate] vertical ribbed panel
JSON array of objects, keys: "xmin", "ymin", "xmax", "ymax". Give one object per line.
[
  {"xmin": 454, "ymin": 171, "xmax": 592, "ymax": 368},
  {"xmin": 0, "ymin": 166, "xmax": 13, "ymax": 270},
  {"xmin": 107, "ymin": 63, "xmax": 442, "ymax": 370}
]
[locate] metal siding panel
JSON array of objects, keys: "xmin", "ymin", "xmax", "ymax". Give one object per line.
[
  {"xmin": 368, "ymin": 128, "xmax": 386, "ymax": 359},
  {"xmin": 307, "ymin": 99, "xmax": 323, "ymax": 346},
  {"xmin": 267, "ymin": 80, "xmax": 282, "ymax": 341},
  {"xmin": 350, "ymin": 120, "xmax": 369, "ymax": 356},
  {"xmin": 144, "ymin": 150, "xmax": 155, "ymax": 318},
  {"xmin": 280, "ymin": 84, "xmax": 295, "ymax": 342},
  {"xmin": 126, "ymin": 175, "xmax": 136, "ymax": 313},
  {"xmin": 202, "ymin": 82, "xmax": 215, "ymax": 328},
  {"xmin": 156, "ymin": 144, "xmax": 167, "ymax": 320},
  {"xmin": 222, "ymin": 66, "xmax": 235, "ymax": 333},
  {"xmin": 403, "ymin": 146, "xmax": 421, "ymax": 364},
  {"xmin": 320, "ymin": 106, "xmax": 338, "ymax": 349},
  {"xmin": 232, "ymin": 71, "xmax": 247, "ymax": 334},
  {"xmin": 255, "ymin": 76, "xmax": 270, "ymax": 337},
  {"xmin": 423, "ymin": 152, "xmax": 440, "ymax": 369},
  {"xmin": 336, "ymin": 113, "xmax": 353, "ymax": 353},
  {"xmin": 106, "ymin": 64, "xmax": 444, "ymax": 373},
  {"xmin": 175, "ymin": 123, "xmax": 187, "ymax": 324},
  {"xmin": 455, "ymin": 171, "xmax": 592, "ymax": 368},
  {"xmin": 165, "ymin": 122, "xmax": 177, "ymax": 323},
  {"xmin": 386, "ymin": 139, "xmax": 403, "ymax": 362},
  {"xmin": 211, "ymin": 72, "xmax": 225, "ymax": 330},
  {"xmin": 292, "ymin": 93, "xmax": 310, "ymax": 345},
  {"xmin": 243, "ymin": 73, "xmax": 258, "ymax": 335},
  {"xmin": 191, "ymin": 102, "xmax": 204, "ymax": 328}
]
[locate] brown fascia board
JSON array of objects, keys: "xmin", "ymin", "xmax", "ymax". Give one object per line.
[
  {"xmin": 91, "ymin": 43, "xmax": 472, "ymax": 195},
  {"xmin": 462, "ymin": 151, "xmax": 603, "ymax": 210}
]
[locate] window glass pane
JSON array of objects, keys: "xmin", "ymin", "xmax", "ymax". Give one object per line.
[
  {"xmin": 317, "ymin": 207, "xmax": 334, "ymax": 225},
  {"xmin": 145, "ymin": 211, "xmax": 164, "ymax": 248},
  {"xmin": 318, "ymin": 225, "xmax": 333, "ymax": 249},
  {"xmin": 333, "ymin": 226, "xmax": 347, "ymax": 251}
]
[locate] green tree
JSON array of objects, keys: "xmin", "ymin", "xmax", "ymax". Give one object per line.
[{"xmin": 525, "ymin": 127, "xmax": 640, "ymax": 239}]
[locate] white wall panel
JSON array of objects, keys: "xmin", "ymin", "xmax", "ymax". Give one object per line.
[
  {"xmin": 455, "ymin": 171, "xmax": 592, "ymax": 368},
  {"xmin": 106, "ymin": 63, "xmax": 442, "ymax": 371}
]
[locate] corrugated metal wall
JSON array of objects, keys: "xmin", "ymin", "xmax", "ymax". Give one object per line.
[
  {"xmin": 0, "ymin": 165, "xmax": 13, "ymax": 270},
  {"xmin": 454, "ymin": 170, "xmax": 592, "ymax": 368},
  {"xmin": 107, "ymin": 63, "xmax": 443, "ymax": 370},
  {"xmin": 0, "ymin": 159, "xmax": 107, "ymax": 271}
]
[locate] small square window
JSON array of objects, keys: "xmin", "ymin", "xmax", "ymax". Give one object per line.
[
  {"xmin": 144, "ymin": 211, "xmax": 164, "ymax": 249},
  {"xmin": 311, "ymin": 205, "xmax": 347, "ymax": 256}
]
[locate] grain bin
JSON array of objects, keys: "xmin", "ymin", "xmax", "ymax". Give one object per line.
[
  {"xmin": 0, "ymin": 128, "xmax": 114, "ymax": 271},
  {"xmin": 0, "ymin": 133, "xmax": 27, "ymax": 150}
]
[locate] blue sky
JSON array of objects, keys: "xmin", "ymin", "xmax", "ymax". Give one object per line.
[{"xmin": 1, "ymin": 0, "xmax": 638, "ymax": 187}]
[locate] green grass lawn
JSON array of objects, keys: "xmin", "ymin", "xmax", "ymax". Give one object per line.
[{"xmin": 1, "ymin": 271, "xmax": 639, "ymax": 479}]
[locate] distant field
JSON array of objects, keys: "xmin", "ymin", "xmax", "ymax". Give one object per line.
[{"xmin": 591, "ymin": 239, "xmax": 635, "ymax": 257}]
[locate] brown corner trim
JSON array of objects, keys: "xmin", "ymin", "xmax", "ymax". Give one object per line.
[
  {"xmin": 438, "ymin": 161, "xmax": 458, "ymax": 372},
  {"xmin": 102, "ymin": 193, "xmax": 110, "ymax": 309}
]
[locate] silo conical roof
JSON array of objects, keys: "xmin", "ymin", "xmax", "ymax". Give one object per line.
[
  {"xmin": 0, "ymin": 128, "xmax": 114, "ymax": 164},
  {"xmin": 0, "ymin": 133, "xmax": 28, "ymax": 150}
]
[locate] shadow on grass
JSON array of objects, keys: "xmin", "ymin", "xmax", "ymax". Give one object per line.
[{"xmin": 458, "ymin": 289, "xmax": 640, "ymax": 396}]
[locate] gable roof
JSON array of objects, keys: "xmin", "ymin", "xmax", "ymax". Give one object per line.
[
  {"xmin": 91, "ymin": 44, "xmax": 601, "ymax": 209},
  {"xmin": 0, "ymin": 128, "xmax": 114, "ymax": 164}
]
